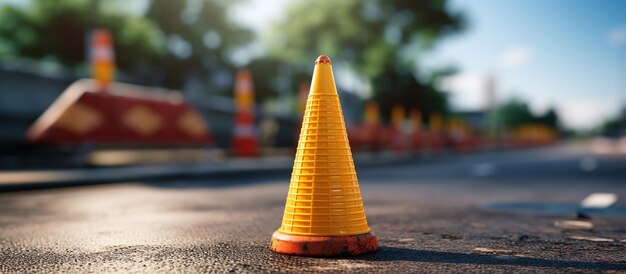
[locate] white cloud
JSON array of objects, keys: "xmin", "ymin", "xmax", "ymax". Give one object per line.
[
  {"xmin": 608, "ymin": 25, "xmax": 626, "ymax": 47},
  {"xmin": 440, "ymin": 72, "xmax": 487, "ymax": 110},
  {"xmin": 528, "ymin": 97, "xmax": 551, "ymax": 116},
  {"xmin": 499, "ymin": 46, "xmax": 534, "ymax": 69},
  {"xmin": 558, "ymin": 99, "xmax": 621, "ymax": 130},
  {"xmin": 230, "ymin": 0, "xmax": 288, "ymax": 33}
]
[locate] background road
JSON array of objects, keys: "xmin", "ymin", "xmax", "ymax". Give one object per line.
[{"xmin": 1, "ymin": 143, "xmax": 625, "ymax": 272}]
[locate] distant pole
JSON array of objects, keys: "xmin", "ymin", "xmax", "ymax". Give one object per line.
[
  {"xmin": 484, "ymin": 75, "xmax": 496, "ymax": 112},
  {"xmin": 232, "ymin": 69, "xmax": 259, "ymax": 156},
  {"xmin": 484, "ymin": 74, "xmax": 498, "ymax": 141},
  {"xmin": 617, "ymin": 47, "xmax": 625, "ymax": 117}
]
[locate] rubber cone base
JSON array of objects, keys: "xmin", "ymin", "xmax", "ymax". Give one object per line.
[{"xmin": 270, "ymin": 230, "xmax": 378, "ymax": 257}]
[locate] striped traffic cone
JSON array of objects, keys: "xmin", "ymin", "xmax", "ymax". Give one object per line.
[
  {"xmin": 409, "ymin": 108, "xmax": 423, "ymax": 152},
  {"xmin": 390, "ymin": 104, "xmax": 407, "ymax": 154},
  {"xmin": 232, "ymin": 70, "xmax": 258, "ymax": 157},
  {"xmin": 90, "ymin": 28, "xmax": 115, "ymax": 92},
  {"xmin": 364, "ymin": 101, "xmax": 383, "ymax": 151}
]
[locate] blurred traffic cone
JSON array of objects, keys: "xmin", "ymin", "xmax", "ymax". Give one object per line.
[
  {"xmin": 232, "ymin": 70, "xmax": 258, "ymax": 157},
  {"xmin": 390, "ymin": 104, "xmax": 407, "ymax": 153},
  {"xmin": 428, "ymin": 112, "xmax": 445, "ymax": 151},
  {"xmin": 409, "ymin": 108, "xmax": 423, "ymax": 151},
  {"xmin": 364, "ymin": 101, "xmax": 383, "ymax": 151},
  {"xmin": 90, "ymin": 28, "xmax": 115, "ymax": 92},
  {"xmin": 271, "ymin": 55, "xmax": 377, "ymax": 257},
  {"xmin": 298, "ymin": 82, "xmax": 310, "ymax": 115},
  {"xmin": 447, "ymin": 118, "xmax": 466, "ymax": 151},
  {"xmin": 295, "ymin": 82, "xmax": 310, "ymax": 146}
]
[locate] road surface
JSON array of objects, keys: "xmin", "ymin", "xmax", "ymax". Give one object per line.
[{"xmin": 1, "ymin": 142, "xmax": 625, "ymax": 272}]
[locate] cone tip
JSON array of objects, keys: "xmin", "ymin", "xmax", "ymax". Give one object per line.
[{"xmin": 315, "ymin": 55, "xmax": 332, "ymax": 65}]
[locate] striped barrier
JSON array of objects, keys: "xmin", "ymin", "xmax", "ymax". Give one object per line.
[{"xmin": 27, "ymin": 79, "xmax": 214, "ymax": 145}]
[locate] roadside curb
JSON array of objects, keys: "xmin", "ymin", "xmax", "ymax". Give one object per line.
[
  {"xmin": 0, "ymin": 153, "xmax": 424, "ymax": 192},
  {"xmin": 0, "ymin": 143, "xmax": 549, "ymax": 192}
]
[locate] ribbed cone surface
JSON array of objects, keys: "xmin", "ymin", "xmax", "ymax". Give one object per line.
[{"xmin": 278, "ymin": 55, "xmax": 371, "ymax": 236}]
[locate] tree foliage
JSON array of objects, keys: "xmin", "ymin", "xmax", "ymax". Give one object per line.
[
  {"xmin": 492, "ymin": 98, "xmax": 560, "ymax": 130},
  {"xmin": 0, "ymin": 0, "xmax": 251, "ymax": 89},
  {"xmin": 0, "ymin": 0, "xmax": 162, "ymax": 69},
  {"xmin": 265, "ymin": 0, "xmax": 465, "ymax": 120},
  {"xmin": 145, "ymin": 0, "xmax": 252, "ymax": 88}
]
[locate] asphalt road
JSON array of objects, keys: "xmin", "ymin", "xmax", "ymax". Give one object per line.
[{"xmin": 1, "ymin": 143, "xmax": 625, "ymax": 273}]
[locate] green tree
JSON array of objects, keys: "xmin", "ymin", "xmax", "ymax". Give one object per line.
[
  {"xmin": 491, "ymin": 98, "xmax": 561, "ymax": 131},
  {"xmin": 496, "ymin": 99, "xmax": 533, "ymax": 129},
  {"xmin": 145, "ymin": 0, "xmax": 252, "ymax": 88},
  {"xmin": 264, "ymin": 0, "xmax": 465, "ymax": 121},
  {"xmin": 0, "ymin": 0, "xmax": 252, "ymax": 90},
  {"xmin": 537, "ymin": 108, "xmax": 559, "ymax": 128},
  {"xmin": 0, "ymin": 0, "xmax": 163, "ymax": 71}
]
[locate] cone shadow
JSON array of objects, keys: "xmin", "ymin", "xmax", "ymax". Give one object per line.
[{"xmin": 351, "ymin": 246, "xmax": 626, "ymax": 270}]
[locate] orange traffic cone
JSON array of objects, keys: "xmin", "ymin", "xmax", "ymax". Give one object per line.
[
  {"xmin": 90, "ymin": 28, "xmax": 115, "ymax": 92},
  {"xmin": 298, "ymin": 82, "xmax": 310, "ymax": 115},
  {"xmin": 428, "ymin": 112, "xmax": 445, "ymax": 151},
  {"xmin": 390, "ymin": 104, "xmax": 407, "ymax": 153},
  {"xmin": 364, "ymin": 101, "xmax": 383, "ymax": 151},
  {"xmin": 270, "ymin": 55, "xmax": 378, "ymax": 257},
  {"xmin": 409, "ymin": 108, "xmax": 423, "ymax": 151},
  {"xmin": 232, "ymin": 70, "xmax": 258, "ymax": 157},
  {"xmin": 295, "ymin": 82, "xmax": 310, "ymax": 146}
]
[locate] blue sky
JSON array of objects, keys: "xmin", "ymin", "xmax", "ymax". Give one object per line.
[{"xmin": 429, "ymin": 0, "xmax": 626, "ymax": 130}]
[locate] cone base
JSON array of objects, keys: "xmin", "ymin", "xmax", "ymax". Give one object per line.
[{"xmin": 270, "ymin": 230, "xmax": 378, "ymax": 257}]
